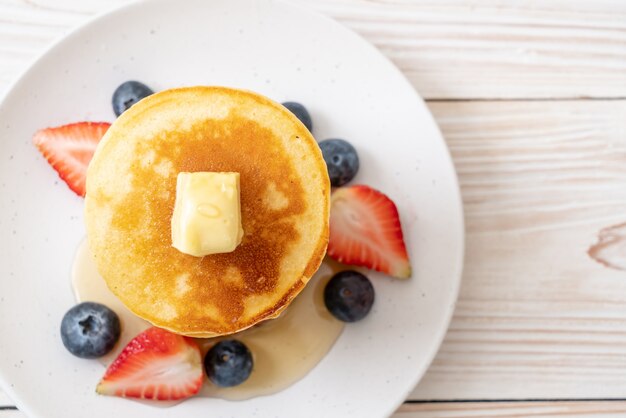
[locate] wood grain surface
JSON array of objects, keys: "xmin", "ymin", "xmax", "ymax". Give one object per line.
[
  {"xmin": 4, "ymin": 402, "xmax": 626, "ymax": 418},
  {"xmin": 294, "ymin": 0, "xmax": 626, "ymax": 99},
  {"xmin": 412, "ymin": 100, "xmax": 626, "ymax": 400},
  {"xmin": 1, "ymin": 0, "xmax": 625, "ymax": 100},
  {"xmin": 1, "ymin": 0, "xmax": 626, "ymax": 417},
  {"xmin": 396, "ymin": 401, "xmax": 626, "ymax": 417}
]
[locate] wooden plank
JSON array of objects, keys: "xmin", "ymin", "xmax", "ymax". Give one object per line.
[
  {"xmin": 2, "ymin": 398, "xmax": 626, "ymax": 418},
  {"xmin": 395, "ymin": 401, "xmax": 626, "ymax": 417},
  {"xmin": 295, "ymin": 0, "xmax": 626, "ymax": 99},
  {"xmin": 0, "ymin": 0, "xmax": 625, "ymax": 99},
  {"xmin": 411, "ymin": 100, "xmax": 626, "ymax": 399}
]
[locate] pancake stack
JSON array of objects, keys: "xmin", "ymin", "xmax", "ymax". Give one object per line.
[{"xmin": 85, "ymin": 87, "xmax": 330, "ymax": 337}]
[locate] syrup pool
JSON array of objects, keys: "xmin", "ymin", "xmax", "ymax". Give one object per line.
[{"xmin": 71, "ymin": 239, "xmax": 344, "ymax": 401}]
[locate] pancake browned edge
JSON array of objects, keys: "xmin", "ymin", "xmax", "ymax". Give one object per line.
[{"xmin": 85, "ymin": 86, "xmax": 330, "ymax": 337}]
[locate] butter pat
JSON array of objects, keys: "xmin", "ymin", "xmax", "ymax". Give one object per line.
[{"xmin": 171, "ymin": 172, "xmax": 244, "ymax": 257}]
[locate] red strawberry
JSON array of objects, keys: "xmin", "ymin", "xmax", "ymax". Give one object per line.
[
  {"xmin": 96, "ymin": 327, "xmax": 203, "ymax": 401},
  {"xmin": 328, "ymin": 185, "xmax": 411, "ymax": 279},
  {"xmin": 32, "ymin": 121, "xmax": 110, "ymax": 197}
]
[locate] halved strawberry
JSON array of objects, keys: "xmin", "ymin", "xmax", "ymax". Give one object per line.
[
  {"xmin": 33, "ymin": 121, "xmax": 110, "ymax": 197},
  {"xmin": 328, "ymin": 185, "xmax": 411, "ymax": 279},
  {"xmin": 96, "ymin": 327, "xmax": 203, "ymax": 401}
]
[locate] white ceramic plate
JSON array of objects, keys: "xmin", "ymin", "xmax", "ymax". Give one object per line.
[{"xmin": 0, "ymin": 0, "xmax": 464, "ymax": 417}]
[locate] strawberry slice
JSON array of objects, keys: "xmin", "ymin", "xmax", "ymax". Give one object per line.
[
  {"xmin": 33, "ymin": 121, "xmax": 110, "ymax": 197},
  {"xmin": 96, "ymin": 327, "xmax": 203, "ymax": 401},
  {"xmin": 328, "ymin": 185, "xmax": 411, "ymax": 279}
]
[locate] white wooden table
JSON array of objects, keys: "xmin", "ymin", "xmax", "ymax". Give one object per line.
[{"xmin": 2, "ymin": 0, "xmax": 626, "ymax": 416}]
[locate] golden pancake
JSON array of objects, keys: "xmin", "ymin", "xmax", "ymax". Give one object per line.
[{"xmin": 84, "ymin": 86, "xmax": 329, "ymax": 337}]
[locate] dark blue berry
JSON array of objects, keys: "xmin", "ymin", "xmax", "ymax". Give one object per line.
[
  {"xmin": 112, "ymin": 80, "xmax": 154, "ymax": 116},
  {"xmin": 282, "ymin": 101, "xmax": 313, "ymax": 132},
  {"xmin": 324, "ymin": 270, "xmax": 374, "ymax": 322},
  {"xmin": 204, "ymin": 340, "xmax": 253, "ymax": 387},
  {"xmin": 318, "ymin": 139, "xmax": 359, "ymax": 187},
  {"xmin": 60, "ymin": 302, "xmax": 121, "ymax": 359}
]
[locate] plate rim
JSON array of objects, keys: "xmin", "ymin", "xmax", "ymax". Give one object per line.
[{"xmin": 0, "ymin": 0, "xmax": 465, "ymax": 416}]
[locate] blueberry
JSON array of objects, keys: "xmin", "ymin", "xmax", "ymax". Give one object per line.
[
  {"xmin": 282, "ymin": 101, "xmax": 313, "ymax": 132},
  {"xmin": 204, "ymin": 340, "xmax": 253, "ymax": 387},
  {"xmin": 324, "ymin": 270, "xmax": 374, "ymax": 322},
  {"xmin": 112, "ymin": 80, "xmax": 154, "ymax": 116},
  {"xmin": 60, "ymin": 302, "xmax": 121, "ymax": 359},
  {"xmin": 318, "ymin": 139, "xmax": 359, "ymax": 187}
]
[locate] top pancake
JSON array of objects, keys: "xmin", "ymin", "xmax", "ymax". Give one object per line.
[{"xmin": 84, "ymin": 87, "xmax": 330, "ymax": 337}]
